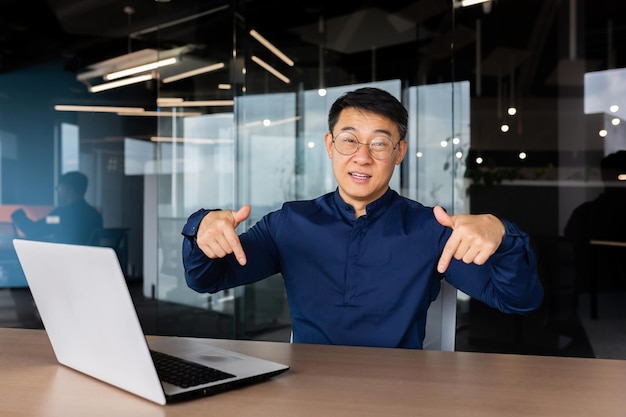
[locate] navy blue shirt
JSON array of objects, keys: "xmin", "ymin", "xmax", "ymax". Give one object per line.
[{"xmin": 182, "ymin": 188, "xmax": 543, "ymax": 349}]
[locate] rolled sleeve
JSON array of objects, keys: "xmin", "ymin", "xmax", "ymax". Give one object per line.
[
  {"xmin": 181, "ymin": 208, "xmax": 212, "ymax": 240},
  {"xmin": 181, "ymin": 208, "xmax": 219, "ymax": 293},
  {"xmin": 497, "ymin": 219, "xmax": 526, "ymax": 254},
  {"xmin": 444, "ymin": 218, "xmax": 544, "ymax": 315}
]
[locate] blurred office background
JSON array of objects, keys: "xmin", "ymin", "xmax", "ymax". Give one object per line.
[{"xmin": 0, "ymin": 0, "xmax": 625, "ymax": 359}]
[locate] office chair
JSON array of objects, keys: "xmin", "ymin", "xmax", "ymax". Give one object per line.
[{"xmin": 423, "ymin": 279, "xmax": 457, "ymax": 351}]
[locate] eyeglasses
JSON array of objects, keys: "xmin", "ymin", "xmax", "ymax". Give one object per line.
[{"xmin": 332, "ymin": 132, "xmax": 401, "ymax": 160}]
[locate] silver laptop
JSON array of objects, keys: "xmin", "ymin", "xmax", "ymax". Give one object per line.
[{"xmin": 12, "ymin": 238, "xmax": 289, "ymax": 405}]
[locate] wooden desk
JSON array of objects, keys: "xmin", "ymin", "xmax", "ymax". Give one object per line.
[{"xmin": 1, "ymin": 327, "xmax": 626, "ymax": 416}]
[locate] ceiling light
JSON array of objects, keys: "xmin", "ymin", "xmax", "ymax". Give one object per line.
[
  {"xmin": 243, "ymin": 116, "xmax": 301, "ymax": 128},
  {"xmin": 105, "ymin": 57, "xmax": 178, "ymax": 80},
  {"xmin": 76, "ymin": 47, "xmax": 190, "ymax": 93},
  {"xmin": 249, "ymin": 30, "xmax": 295, "ymax": 67},
  {"xmin": 117, "ymin": 110, "xmax": 202, "ymax": 117},
  {"xmin": 89, "ymin": 74, "xmax": 154, "ymax": 93},
  {"xmin": 150, "ymin": 137, "xmax": 234, "ymax": 144},
  {"xmin": 157, "ymin": 97, "xmax": 184, "ymax": 105},
  {"xmin": 77, "ymin": 48, "xmax": 186, "ymax": 81},
  {"xmin": 162, "ymin": 62, "xmax": 225, "ymax": 84},
  {"xmin": 157, "ymin": 99, "xmax": 234, "ymax": 107},
  {"xmin": 54, "ymin": 105, "xmax": 145, "ymax": 113},
  {"xmin": 455, "ymin": 0, "xmax": 492, "ymax": 7},
  {"xmin": 251, "ymin": 56, "xmax": 290, "ymax": 84}
]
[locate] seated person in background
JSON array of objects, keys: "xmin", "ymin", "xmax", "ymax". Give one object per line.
[
  {"xmin": 181, "ymin": 87, "xmax": 544, "ymax": 349},
  {"xmin": 564, "ymin": 150, "xmax": 626, "ymax": 242},
  {"xmin": 564, "ymin": 150, "xmax": 626, "ymax": 288},
  {"xmin": 11, "ymin": 171, "xmax": 103, "ymax": 245}
]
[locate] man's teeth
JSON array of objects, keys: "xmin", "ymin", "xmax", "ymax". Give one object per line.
[{"xmin": 351, "ymin": 172, "xmax": 369, "ymax": 178}]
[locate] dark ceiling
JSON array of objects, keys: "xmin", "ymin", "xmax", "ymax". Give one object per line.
[{"xmin": 1, "ymin": 0, "xmax": 626, "ymax": 99}]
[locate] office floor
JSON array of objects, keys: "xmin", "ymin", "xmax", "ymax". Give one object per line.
[{"xmin": 1, "ymin": 280, "xmax": 624, "ymax": 360}]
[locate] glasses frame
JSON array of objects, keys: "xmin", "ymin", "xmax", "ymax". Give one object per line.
[{"xmin": 331, "ymin": 132, "xmax": 402, "ymax": 160}]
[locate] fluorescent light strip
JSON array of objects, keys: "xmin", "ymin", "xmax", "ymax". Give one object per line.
[
  {"xmin": 130, "ymin": 4, "xmax": 229, "ymax": 38},
  {"xmin": 150, "ymin": 137, "xmax": 234, "ymax": 144},
  {"xmin": 251, "ymin": 56, "xmax": 290, "ymax": 84},
  {"xmin": 89, "ymin": 74, "xmax": 154, "ymax": 93},
  {"xmin": 266, "ymin": 116, "xmax": 301, "ymax": 126},
  {"xmin": 157, "ymin": 97, "xmax": 184, "ymax": 105},
  {"xmin": 54, "ymin": 105, "xmax": 145, "ymax": 113},
  {"xmin": 158, "ymin": 100, "xmax": 234, "ymax": 107},
  {"xmin": 249, "ymin": 30, "xmax": 294, "ymax": 67},
  {"xmin": 117, "ymin": 111, "xmax": 202, "ymax": 117},
  {"xmin": 243, "ymin": 115, "xmax": 301, "ymax": 128},
  {"xmin": 105, "ymin": 57, "xmax": 178, "ymax": 80},
  {"xmin": 162, "ymin": 62, "xmax": 226, "ymax": 84},
  {"xmin": 458, "ymin": 0, "xmax": 491, "ymax": 7}
]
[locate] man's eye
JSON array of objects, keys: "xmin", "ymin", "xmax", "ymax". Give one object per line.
[
  {"xmin": 371, "ymin": 139, "xmax": 389, "ymax": 148},
  {"xmin": 342, "ymin": 137, "xmax": 357, "ymax": 145}
]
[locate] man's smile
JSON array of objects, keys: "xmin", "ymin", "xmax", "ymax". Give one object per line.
[{"xmin": 349, "ymin": 172, "xmax": 371, "ymax": 179}]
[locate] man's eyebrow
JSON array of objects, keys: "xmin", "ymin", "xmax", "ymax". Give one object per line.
[
  {"xmin": 337, "ymin": 126, "xmax": 394, "ymax": 137},
  {"xmin": 372, "ymin": 128, "xmax": 393, "ymax": 137}
]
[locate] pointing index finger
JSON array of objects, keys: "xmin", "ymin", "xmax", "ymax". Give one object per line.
[
  {"xmin": 224, "ymin": 226, "xmax": 247, "ymax": 266},
  {"xmin": 437, "ymin": 231, "xmax": 460, "ymax": 273}
]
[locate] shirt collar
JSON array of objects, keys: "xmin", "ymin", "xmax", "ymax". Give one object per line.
[{"xmin": 332, "ymin": 187, "xmax": 396, "ymax": 221}]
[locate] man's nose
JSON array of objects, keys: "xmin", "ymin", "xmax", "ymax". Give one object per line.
[{"xmin": 353, "ymin": 142, "xmax": 373, "ymax": 160}]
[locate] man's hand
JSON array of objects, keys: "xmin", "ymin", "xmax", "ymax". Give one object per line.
[
  {"xmin": 196, "ymin": 205, "xmax": 251, "ymax": 266},
  {"xmin": 434, "ymin": 205, "xmax": 505, "ymax": 273}
]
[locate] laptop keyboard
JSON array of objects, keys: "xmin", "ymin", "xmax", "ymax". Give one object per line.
[{"xmin": 150, "ymin": 349, "xmax": 236, "ymax": 388}]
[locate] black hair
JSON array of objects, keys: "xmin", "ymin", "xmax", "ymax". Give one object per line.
[
  {"xmin": 59, "ymin": 171, "xmax": 89, "ymax": 196},
  {"xmin": 327, "ymin": 87, "xmax": 408, "ymax": 140}
]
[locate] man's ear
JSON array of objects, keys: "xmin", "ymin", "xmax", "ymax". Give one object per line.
[
  {"xmin": 324, "ymin": 132, "xmax": 334, "ymax": 159},
  {"xmin": 395, "ymin": 139, "xmax": 408, "ymax": 165}
]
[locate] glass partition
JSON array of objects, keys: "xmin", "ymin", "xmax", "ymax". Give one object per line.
[
  {"xmin": 151, "ymin": 5, "xmax": 463, "ymax": 341},
  {"xmin": 1, "ymin": 0, "xmax": 625, "ymax": 358}
]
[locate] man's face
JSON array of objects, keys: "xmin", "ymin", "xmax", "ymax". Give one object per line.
[{"xmin": 324, "ymin": 107, "xmax": 407, "ymax": 215}]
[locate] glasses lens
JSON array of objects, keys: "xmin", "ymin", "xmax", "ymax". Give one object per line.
[
  {"xmin": 368, "ymin": 137, "xmax": 394, "ymax": 159},
  {"xmin": 333, "ymin": 132, "xmax": 396, "ymax": 159},
  {"xmin": 333, "ymin": 132, "xmax": 359, "ymax": 155}
]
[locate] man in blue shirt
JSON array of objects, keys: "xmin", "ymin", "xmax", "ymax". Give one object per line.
[{"xmin": 182, "ymin": 87, "xmax": 543, "ymax": 349}]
